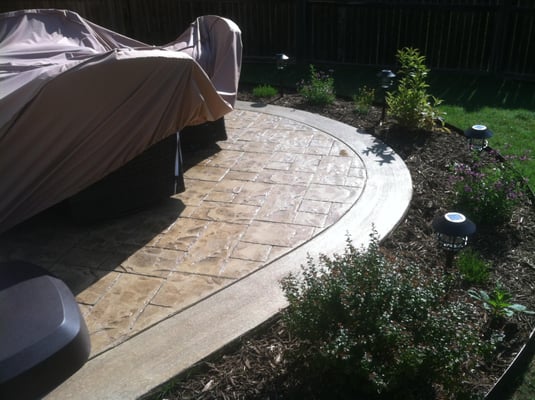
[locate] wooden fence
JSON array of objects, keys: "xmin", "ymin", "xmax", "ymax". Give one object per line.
[
  {"xmin": 1, "ymin": 0, "xmax": 534, "ymax": 78},
  {"xmin": 304, "ymin": 0, "xmax": 535, "ymax": 77}
]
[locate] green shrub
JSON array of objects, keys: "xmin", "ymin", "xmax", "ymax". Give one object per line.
[
  {"xmin": 281, "ymin": 234, "xmax": 489, "ymax": 399},
  {"xmin": 456, "ymin": 248, "xmax": 490, "ymax": 285},
  {"xmin": 353, "ymin": 85, "xmax": 375, "ymax": 115},
  {"xmin": 252, "ymin": 84, "xmax": 278, "ymax": 98},
  {"xmin": 386, "ymin": 47, "xmax": 444, "ymax": 130},
  {"xmin": 450, "ymin": 154, "xmax": 527, "ymax": 226},
  {"xmin": 297, "ymin": 64, "xmax": 335, "ymax": 106}
]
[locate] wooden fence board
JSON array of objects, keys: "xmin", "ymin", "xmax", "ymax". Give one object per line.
[{"xmin": 0, "ymin": 0, "xmax": 532, "ymax": 77}]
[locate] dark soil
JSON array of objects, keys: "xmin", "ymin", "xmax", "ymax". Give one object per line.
[{"xmin": 151, "ymin": 90, "xmax": 535, "ymax": 400}]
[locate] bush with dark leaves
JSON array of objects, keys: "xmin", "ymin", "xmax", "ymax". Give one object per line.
[{"xmin": 281, "ymin": 234, "xmax": 491, "ymax": 399}]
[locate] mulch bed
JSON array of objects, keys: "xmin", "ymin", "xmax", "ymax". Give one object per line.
[{"xmin": 152, "ymin": 90, "xmax": 535, "ymax": 399}]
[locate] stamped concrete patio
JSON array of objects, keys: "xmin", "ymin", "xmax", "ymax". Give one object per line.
[{"xmin": 0, "ymin": 101, "xmax": 412, "ymax": 399}]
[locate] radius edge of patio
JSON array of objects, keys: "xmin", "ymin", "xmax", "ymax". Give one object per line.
[{"xmin": 45, "ymin": 100, "xmax": 413, "ymax": 400}]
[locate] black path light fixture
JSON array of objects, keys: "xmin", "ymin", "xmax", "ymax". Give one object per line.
[
  {"xmin": 377, "ymin": 69, "xmax": 396, "ymax": 123},
  {"xmin": 432, "ymin": 212, "xmax": 476, "ymax": 271},
  {"xmin": 276, "ymin": 53, "xmax": 289, "ymax": 70},
  {"xmin": 465, "ymin": 124, "xmax": 493, "ymax": 152},
  {"xmin": 275, "ymin": 53, "xmax": 289, "ymax": 96}
]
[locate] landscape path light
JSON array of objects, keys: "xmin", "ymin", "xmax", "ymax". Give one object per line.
[
  {"xmin": 432, "ymin": 212, "xmax": 476, "ymax": 271},
  {"xmin": 377, "ymin": 69, "xmax": 396, "ymax": 123},
  {"xmin": 275, "ymin": 53, "xmax": 289, "ymax": 70},
  {"xmin": 465, "ymin": 124, "xmax": 493, "ymax": 152},
  {"xmin": 275, "ymin": 53, "xmax": 289, "ymax": 96}
]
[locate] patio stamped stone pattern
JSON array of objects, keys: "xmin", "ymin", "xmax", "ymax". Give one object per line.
[{"xmin": 0, "ymin": 109, "xmax": 366, "ymax": 358}]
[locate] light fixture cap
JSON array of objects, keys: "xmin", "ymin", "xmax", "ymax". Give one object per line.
[
  {"xmin": 465, "ymin": 125, "xmax": 493, "ymax": 139},
  {"xmin": 377, "ymin": 69, "xmax": 396, "ymax": 89},
  {"xmin": 275, "ymin": 53, "xmax": 290, "ymax": 70},
  {"xmin": 377, "ymin": 69, "xmax": 396, "ymax": 79},
  {"xmin": 432, "ymin": 212, "xmax": 476, "ymax": 237}
]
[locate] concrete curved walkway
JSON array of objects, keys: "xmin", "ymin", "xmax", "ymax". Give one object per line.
[{"xmin": 3, "ymin": 101, "xmax": 411, "ymax": 399}]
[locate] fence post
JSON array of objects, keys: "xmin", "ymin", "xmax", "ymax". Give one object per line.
[
  {"xmin": 489, "ymin": 0, "xmax": 512, "ymax": 75},
  {"xmin": 337, "ymin": 4, "xmax": 347, "ymax": 62},
  {"xmin": 296, "ymin": 0, "xmax": 308, "ymax": 62}
]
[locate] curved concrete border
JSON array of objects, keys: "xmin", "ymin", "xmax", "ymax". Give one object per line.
[{"xmin": 47, "ymin": 102, "xmax": 412, "ymax": 400}]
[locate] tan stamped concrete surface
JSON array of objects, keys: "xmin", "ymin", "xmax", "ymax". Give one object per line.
[{"xmin": 0, "ymin": 101, "xmax": 412, "ymax": 399}]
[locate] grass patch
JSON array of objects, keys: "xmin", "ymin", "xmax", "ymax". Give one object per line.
[
  {"xmin": 439, "ymin": 105, "xmax": 535, "ymax": 185},
  {"xmin": 510, "ymin": 355, "xmax": 535, "ymax": 400}
]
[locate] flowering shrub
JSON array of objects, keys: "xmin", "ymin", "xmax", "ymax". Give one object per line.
[
  {"xmin": 297, "ymin": 64, "xmax": 335, "ymax": 106},
  {"xmin": 451, "ymin": 153, "xmax": 528, "ymax": 225},
  {"xmin": 281, "ymin": 234, "xmax": 489, "ymax": 398},
  {"xmin": 386, "ymin": 47, "xmax": 444, "ymax": 130}
]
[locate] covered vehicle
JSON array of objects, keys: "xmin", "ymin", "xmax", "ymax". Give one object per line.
[{"xmin": 0, "ymin": 9, "xmax": 242, "ymax": 233}]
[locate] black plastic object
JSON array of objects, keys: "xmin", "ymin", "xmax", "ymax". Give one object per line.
[
  {"xmin": 0, "ymin": 261, "xmax": 91, "ymax": 399},
  {"xmin": 432, "ymin": 212, "xmax": 476, "ymax": 237}
]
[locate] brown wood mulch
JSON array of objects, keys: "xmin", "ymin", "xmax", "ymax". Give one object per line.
[{"xmin": 149, "ymin": 91, "xmax": 535, "ymax": 400}]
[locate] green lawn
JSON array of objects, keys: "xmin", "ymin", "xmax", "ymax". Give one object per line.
[
  {"xmin": 509, "ymin": 354, "xmax": 535, "ymax": 400},
  {"xmin": 430, "ymin": 72, "xmax": 535, "ymax": 186}
]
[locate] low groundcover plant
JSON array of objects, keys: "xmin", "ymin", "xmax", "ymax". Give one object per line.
[
  {"xmin": 469, "ymin": 286, "xmax": 535, "ymax": 322},
  {"xmin": 450, "ymin": 152, "xmax": 528, "ymax": 225},
  {"xmin": 456, "ymin": 248, "xmax": 490, "ymax": 285},
  {"xmin": 252, "ymin": 84, "xmax": 278, "ymax": 98},
  {"xmin": 281, "ymin": 234, "xmax": 490, "ymax": 399}
]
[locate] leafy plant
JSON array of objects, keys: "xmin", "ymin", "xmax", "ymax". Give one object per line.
[
  {"xmin": 297, "ymin": 64, "xmax": 335, "ymax": 106},
  {"xmin": 451, "ymin": 154, "xmax": 527, "ymax": 225},
  {"xmin": 352, "ymin": 85, "xmax": 375, "ymax": 115},
  {"xmin": 252, "ymin": 84, "xmax": 278, "ymax": 98},
  {"xmin": 386, "ymin": 47, "xmax": 444, "ymax": 130},
  {"xmin": 281, "ymin": 234, "xmax": 489, "ymax": 398},
  {"xmin": 456, "ymin": 248, "xmax": 490, "ymax": 285},
  {"xmin": 468, "ymin": 287, "xmax": 535, "ymax": 320}
]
